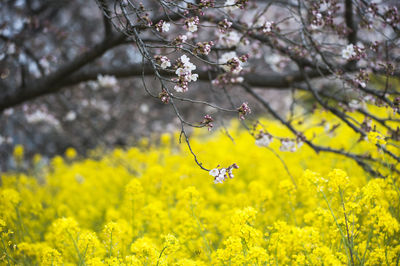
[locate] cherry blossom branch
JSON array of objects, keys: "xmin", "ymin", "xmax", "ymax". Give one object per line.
[{"xmin": 241, "ymin": 83, "xmax": 385, "ymax": 177}]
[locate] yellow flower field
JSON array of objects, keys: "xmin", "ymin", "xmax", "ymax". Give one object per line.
[{"xmin": 1, "ymin": 109, "xmax": 399, "ymax": 265}]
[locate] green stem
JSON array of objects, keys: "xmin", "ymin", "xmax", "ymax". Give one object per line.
[
  {"xmin": 339, "ymin": 189, "xmax": 355, "ymax": 266},
  {"xmin": 108, "ymin": 230, "xmax": 113, "ymax": 258},
  {"xmin": 361, "ymin": 226, "xmax": 374, "ymax": 266},
  {"xmin": 0, "ymin": 236, "xmax": 12, "ymax": 265},
  {"xmin": 320, "ymin": 190, "xmax": 355, "ymax": 263},
  {"xmin": 156, "ymin": 246, "xmax": 167, "ymax": 266},
  {"xmin": 190, "ymin": 197, "xmax": 212, "ymax": 262},
  {"xmin": 67, "ymin": 230, "xmax": 84, "ymax": 266}
]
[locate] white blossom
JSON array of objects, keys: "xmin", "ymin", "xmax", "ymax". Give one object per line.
[
  {"xmin": 162, "ymin": 22, "xmax": 170, "ymax": 32},
  {"xmin": 235, "ymin": 77, "xmax": 244, "ymax": 83},
  {"xmin": 140, "ymin": 104, "xmax": 149, "ymax": 114},
  {"xmin": 39, "ymin": 58, "xmax": 50, "ymax": 71},
  {"xmin": 324, "ymin": 124, "xmax": 332, "ymax": 134},
  {"xmin": 341, "ymin": 44, "xmax": 356, "ymax": 60},
  {"xmin": 214, "ymin": 174, "xmax": 225, "ymax": 184},
  {"xmin": 311, "ymin": 23, "xmax": 322, "ymax": 30},
  {"xmin": 210, "ymin": 168, "xmax": 225, "ymax": 184},
  {"xmin": 87, "ymin": 81, "xmax": 99, "ymax": 90},
  {"xmin": 219, "ymin": 52, "xmax": 236, "ymax": 65},
  {"xmin": 190, "ymin": 73, "xmax": 198, "ymax": 82},
  {"xmin": 230, "ymin": 76, "xmax": 244, "ymax": 83},
  {"xmin": 187, "ymin": 21, "xmax": 198, "ymax": 32},
  {"xmin": 4, "ymin": 108, "xmax": 14, "ymax": 116},
  {"xmin": 348, "ymin": 99, "xmax": 361, "ymax": 109},
  {"xmin": 319, "ymin": 1, "xmax": 329, "ymax": 12},
  {"xmin": 363, "ymin": 95, "xmax": 375, "ymax": 103},
  {"xmin": 180, "ymin": 55, "xmax": 190, "ymax": 65},
  {"xmin": 157, "ymin": 56, "xmax": 171, "ymax": 69},
  {"xmin": 280, "ymin": 139, "xmax": 296, "ymax": 152},
  {"xmin": 175, "ymin": 68, "xmax": 186, "ymax": 76},
  {"xmin": 25, "ymin": 110, "xmax": 60, "ymax": 127},
  {"xmin": 228, "ymin": 168, "xmax": 234, "ymax": 178},
  {"xmin": 297, "ymin": 141, "xmax": 304, "ymax": 149},
  {"xmin": 255, "ymin": 134, "xmax": 273, "ymax": 147},
  {"xmin": 173, "ymin": 55, "xmax": 198, "ymax": 92},
  {"xmin": 219, "ymin": 52, "xmax": 242, "ymax": 74},
  {"xmin": 263, "ymin": 21, "xmax": 273, "ymax": 33},
  {"xmin": 174, "ymin": 85, "xmax": 184, "ymax": 92},
  {"xmin": 209, "ymin": 168, "xmax": 219, "ymax": 177},
  {"xmin": 0, "ymin": 135, "xmax": 12, "ymax": 145},
  {"xmin": 161, "ymin": 60, "xmax": 171, "ymax": 69},
  {"xmin": 265, "ymin": 53, "xmax": 283, "ymax": 72},
  {"xmin": 65, "ymin": 111, "xmax": 77, "ymax": 121},
  {"xmin": 180, "ymin": 55, "xmax": 196, "ymax": 71},
  {"xmin": 219, "ymin": 31, "xmax": 241, "ymax": 48},
  {"xmin": 7, "ymin": 43, "xmax": 16, "ymax": 54},
  {"xmin": 355, "ymin": 79, "xmax": 366, "ymax": 88},
  {"xmin": 97, "ymin": 74, "xmax": 118, "ymax": 89},
  {"xmin": 185, "ymin": 61, "xmax": 196, "ymax": 71}
]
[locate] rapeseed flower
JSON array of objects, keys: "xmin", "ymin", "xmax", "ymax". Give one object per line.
[{"xmin": 0, "ymin": 108, "xmax": 399, "ymax": 264}]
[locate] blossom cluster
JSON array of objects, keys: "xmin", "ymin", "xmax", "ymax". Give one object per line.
[
  {"xmin": 154, "ymin": 55, "xmax": 171, "ymax": 69},
  {"xmin": 199, "ymin": 0, "xmax": 215, "ymax": 9},
  {"xmin": 237, "ymin": 102, "xmax": 251, "ymax": 120},
  {"xmin": 184, "ymin": 16, "xmax": 199, "ymax": 33},
  {"xmin": 255, "ymin": 131, "xmax": 273, "ymax": 147},
  {"xmin": 219, "ymin": 51, "xmax": 245, "ymax": 74},
  {"xmin": 341, "ymin": 44, "xmax": 365, "ymax": 60},
  {"xmin": 97, "ymin": 74, "xmax": 118, "ymax": 89},
  {"xmin": 209, "ymin": 163, "xmax": 239, "ymax": 184},
  {"xmin": 200, "ymin": 114, "xmax": 214, "ymax": 131},
  {"xmin": 193, "ymin": 41, "xmax": 214, "ymax": 55},
  {"xmin": 173, "ymin": 55, "xmax": 198, "ymax": 92},
  {"xmin": 155, "ymin": 20, "xmax": 170, "ymax": 33},
  {"xmin": 255, "ymin": 129, "xmax": 305, "ymax": 152}
]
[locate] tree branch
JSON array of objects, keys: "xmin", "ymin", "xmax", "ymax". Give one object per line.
[
  {"xmin": 61, "ymin": 64, "xmax": 328, "ymax": 88},
  {"xmin": 345, "ymin": 0, "xmax": 357, "ymax": 44},
  {"xmin": 0, "ymin": 33, "xmax": 126, "ymax": 112}
]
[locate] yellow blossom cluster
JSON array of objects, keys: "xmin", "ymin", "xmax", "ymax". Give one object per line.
[{"xmin": 0, "ymin": 107, "xmax": 399, "ymax": 265}]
